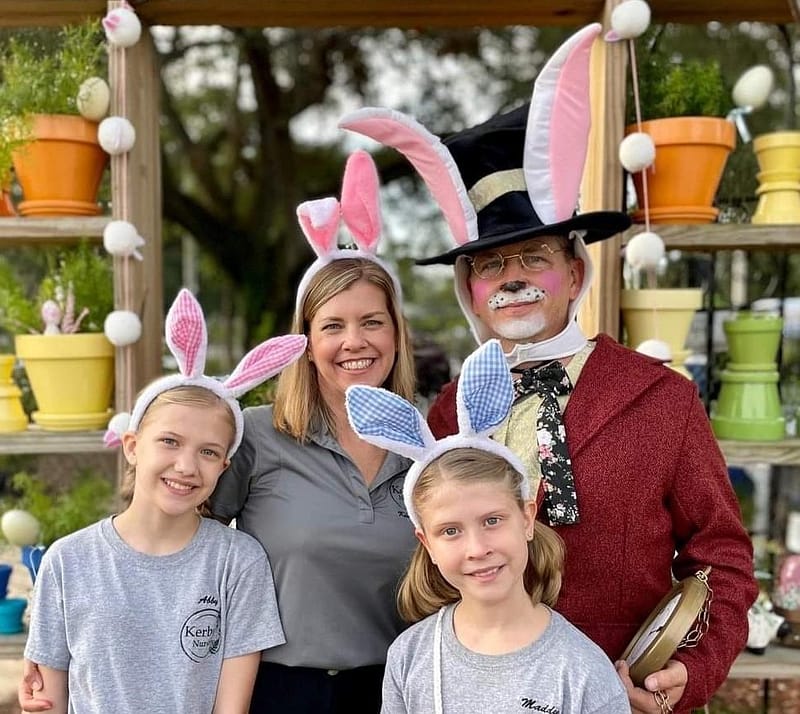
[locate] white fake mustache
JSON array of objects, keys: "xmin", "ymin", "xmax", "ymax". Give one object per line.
[{"xmin": 488, "ymin": 287, "xmax": 546, "ymax": 311}]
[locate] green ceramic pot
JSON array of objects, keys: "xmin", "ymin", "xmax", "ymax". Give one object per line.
[
  {"xmin": 711, "ymin": 369, "xmax": 785, "ymax": 441},
  {"xmin": 723, "ymin": 312, "xmax": 783, "ymax": 370}
]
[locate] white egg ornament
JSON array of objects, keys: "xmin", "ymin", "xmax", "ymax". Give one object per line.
[
  {"xmin": 1, "ymin": 509, "xmax": 41, "ymax": 547},
  {"xmin": 605, "ymin": 0, "xmax": 651, "ymax": 41},
  {"xmin": 733, "ymin": 65, "xmax": 775, "ymax": 110},
  {"xmin": 103, "ymin": 411, "xmax": 132, "ymax": 448},
  {"xmin": 635, "ymin": 339, "xmax": 672, "ymax": 363},
  {"xmin": 619, "ymin": 132, "xmax": 656, "ymax": 173},
  {"xmin": 104, "ymin": 310, "xmax": 142, "ymax": 347},
  {"xmin": 102, "ymin": 7, "xmax": 142, "ymax": 48},
  {"xmin": 98, "ymin": 117, "xmax": 136, "ymax": 155},
  {"xmin": 103, "ymin": 220, "xmax": 145, "ymax": 260},
  {"xmin": 76, "ymin": 77, "xmax": 111, "ymax": 121},
  {"xmin": 624, "ymin": 231, "xmax": 665, "ymax": 271}
]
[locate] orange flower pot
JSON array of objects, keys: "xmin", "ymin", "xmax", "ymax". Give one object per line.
[
  {"xmin": 11, "ymin": 114, "xmax": 109, "ymax": 217},
  {"xmin": 626, "ymin": 117, "xmax": 736, "ymax": 224}
]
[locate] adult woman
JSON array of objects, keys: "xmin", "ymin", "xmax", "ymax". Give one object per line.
[{"xmin": 210, "ymin": 151, "xmax": 417, "ymax": 713}]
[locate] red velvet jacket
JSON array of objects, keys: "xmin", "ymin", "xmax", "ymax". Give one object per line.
[{"xmin": 427, "ymin": 334, "xmax": 757, "ymax": 712}]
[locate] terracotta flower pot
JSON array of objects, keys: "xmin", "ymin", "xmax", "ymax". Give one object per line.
[
  {"xmin": 626, "ymin": 117, "xmax": 736, "ymax": 224},
  {"xmin": 11, "ymin": 114, "xmax": 108, "ymax": 217},
  {"xmin": 751, "ymin": 131, "xmax": 800, "ymax": 225}
]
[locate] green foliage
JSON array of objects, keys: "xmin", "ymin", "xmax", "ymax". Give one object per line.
[
  {"xmin": 633, "ymin": 55, "xmax": 733, "ymax": 123},
  {"xmin": 0, "ymin": 21, "xmax": 105, "ymax": 118},
  {"xmin": 0, "ymin": 468, "xmax": 114, "ymax": 546},
  {"xmin": 0, "ymin": 242, "xmax": 113, "ymax": 335}
]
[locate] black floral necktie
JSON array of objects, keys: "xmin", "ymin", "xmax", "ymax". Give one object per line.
[{"xmin": 512, "ymin": 361, "xmax": 579, "ymax": 526}]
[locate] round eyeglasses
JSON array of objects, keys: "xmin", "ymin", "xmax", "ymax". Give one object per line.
[{"xmin": 466, "ymin": 244, "xmax": 567, "ymax": 279}]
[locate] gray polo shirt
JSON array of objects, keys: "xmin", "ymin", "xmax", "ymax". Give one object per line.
[{"xmin": 210, "ymin": 404, "xmax": 416, "ymax": 669}]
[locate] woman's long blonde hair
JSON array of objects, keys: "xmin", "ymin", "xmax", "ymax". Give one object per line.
[
  {"xmin": 273, "ymin": 258, "xmax": 415, "ymax": 440},
  {"xmin": 397, "ymin": 448, "xmax": 564, "ymax": 623}
]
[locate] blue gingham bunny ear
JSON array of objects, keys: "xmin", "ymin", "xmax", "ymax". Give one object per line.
[{"xmin": 346, "ymin": 339, "xmax": 529, "ymax": 527}]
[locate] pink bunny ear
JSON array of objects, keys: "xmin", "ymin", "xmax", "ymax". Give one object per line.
[
  {"xmin": 297, "ymin": 197, "xmax": 341, "ymax": 258},
  {"xmin": 165, "ymin": 288, "xmax": 208, "ymax": 378},
  {"xmin": 224, "ymin": 334, "xmax": 308, "ymax": 397},
  {"xmin": 524, "ymin": 23, "xmax": 601, "ymax": 224},
  {"xmin": 340, "ymin": 149, "xmax": 381, "ymax": 252}
]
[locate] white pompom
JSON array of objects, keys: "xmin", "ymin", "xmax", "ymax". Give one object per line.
[
  {"xmin": 733, "ymin": 65, "xmax": 775, "ymax": 110},
  {"xmin": 107, "ymin": 411, "xmax": 131, "ymax": 435},
  {"xmin": 102, "ymin": 8, "xmax": 142, "ymax": 48},
  {"xmin": 76, "ymin": 77, "xmax": 111, "ymax": 121},
  {"xmin": 636, "ymin": 339, "xmax": 672, "ymax": 362},
  {"xmin": 98, "ymin": 117, "xmax": 136, "ymax": 155},
  {"xmin": 104, "ymin": 310, "xmax": 142, "ymax": 346},
  {"xmin": 619, "ymin": 132, "xmax": 656, "ymax": 173},
  {"xmin": 609, "ymin": 0, "xmax": 651, "ymax": 40},
  {"xmin": 103, "ymin": 220, "xmax": 145, "ymax": 260},
  {"xmin": 625, "ymin": 231, "xmax": 665, "ymax": 270},
  {"xmin": 1, "ymin": 509, "xmax": 41, "ymax": 547}
]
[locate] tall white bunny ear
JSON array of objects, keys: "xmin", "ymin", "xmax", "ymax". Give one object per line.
[
  {"xmin": 340, "ymin": 149, "xmax": 381, "ymax": 252},
  {"xmin": 297, "ymin": 197, "xmax": 341, "ymax": 258},
  {"xmin": 524, "ymin": 23, "xmax": 601, "ymax": 224},
  {"xmin": 165, "ymin": 288, "xmax": 207, "ymax": 378},
  {"xmin": 339, "ymin": 107, "xmax": 478, "ymax": 246},
  {"xmin": 346, "ymin": 386, "xmax": 435, "ymax": 461},
  {"xmin": 456, "ymin": 339, "xmax": 515, "ymax": 436},
  {"xmin": 224, "ymin": 334, "xmax": 308, "ymax": 397}
]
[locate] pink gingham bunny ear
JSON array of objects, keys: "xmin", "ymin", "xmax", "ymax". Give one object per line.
[
  {"xmin": 165, "ymin": 288, "xmax": 207, "ymax": 378},
  {"xmin": 346, "ymin": 340, "xmax": 527, "ymax": 527},
  {"xmin": 297, "ymin": 197, "xmax": 341, "ymax": 258},
  {"xmin": 340, "ymin": 149, "xmax": 381, "ymax": 252},
  {"xmin": 224, "ymin": 334, "xmax": 308, "ymax": 398},
  {"xmin": 109, "ymin": 288, "xmax": 306, "ymax": 458}
]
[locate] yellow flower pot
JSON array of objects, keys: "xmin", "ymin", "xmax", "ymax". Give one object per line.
[
  {"xmin": 0, "ymin": 354, "xmax": 28, "ymax": 433},
  {"xmin": 14, "ymin": 333, "xmax": 114, "ymax": 431},
  {"xmin": 620, "ymin": 289, "xmax": 704, "ymax": 378},
  {"xmin": 751, "ymin": 131, "xmax": 800, "ymax": 225}
]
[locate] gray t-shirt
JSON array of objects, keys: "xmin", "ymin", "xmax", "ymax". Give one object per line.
[
  {"xmin": 382, "ymin": 604, "xmax": 631, "ymax": 714},
  {"xmin": 25, "ymin": 517, "xmax": 284, "ymax": 714},
  {"xmin": 210, "ymin": 404, "xmax": 417, "ymax": 669}
]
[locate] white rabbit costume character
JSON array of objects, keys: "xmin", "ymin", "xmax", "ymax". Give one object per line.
[
  {"xmin": 25, "ymin": 288, "xmax": 305, "ymax": 714},
  {"xmin": 345, "ymin": 340, "xmax": 630, "ymax": 714}
]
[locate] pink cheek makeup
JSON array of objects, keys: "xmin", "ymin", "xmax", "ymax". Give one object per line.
[{"xmin": 470, "ymin": 280, "xmax": 493, "ymax": 308}]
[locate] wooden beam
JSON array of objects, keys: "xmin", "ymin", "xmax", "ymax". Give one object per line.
[
  {"xmin": 622, "ymin": 223, "xmax": 800, "ymax": 251},
  {"xmin": 0, "ymin": 0, "xmax": 793, "ymax": 28},
  {"xmin": 577, "ymin": 0, "xmax": 627, "ymax": 340}
]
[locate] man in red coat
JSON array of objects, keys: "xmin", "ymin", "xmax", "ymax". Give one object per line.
[{"xmin": 339, "ymin": 23, "xmax": 757, "ymax": 714}]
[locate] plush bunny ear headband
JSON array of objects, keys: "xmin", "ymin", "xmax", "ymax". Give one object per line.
[
  {"xmin": 346, "ymin": 339, "xmax": 529, "ymax": 528},
  {"xmin": 105, "ymin": 289, "xmax": 307, "ymax": 458},
  {"xmin": 295, "ymin": 149, "xmax": 402, "ymax": 311}
]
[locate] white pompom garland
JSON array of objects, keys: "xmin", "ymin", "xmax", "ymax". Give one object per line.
[
  {"xmin": 98, "ymin": 116, "xmax": 136, "ymax": 155},
  {"xmin": 104, "ymin": 310, "xmax": 142, "ymax": 346}
]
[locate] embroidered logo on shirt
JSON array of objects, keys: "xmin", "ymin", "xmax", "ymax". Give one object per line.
[
  {"xmin": 181, "ymin": 607, "xmax": 221, "ymax": 662},
  {"xmin": 519, "ymin": 699, "xmax": 560, "ymax": 713},
  {"xmin": 390, "ymin": 479, "xmax": 409, "ymax": 519}
]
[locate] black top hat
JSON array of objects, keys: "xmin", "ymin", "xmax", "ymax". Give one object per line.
[
  {"xmin": 416, "ymin": 105, "xmax": 631, "ymax": 265},
  {"xmin": 339, "ymin": 23, "xmax": 631, "ymax": 267}
]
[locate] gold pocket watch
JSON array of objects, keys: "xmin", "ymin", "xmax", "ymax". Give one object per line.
[{"xmin": 620, "ymin": 567, "xmax": 713, "ymax": 687}]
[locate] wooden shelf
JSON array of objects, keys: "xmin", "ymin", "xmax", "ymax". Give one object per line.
[
  {"xmin": 0, "ymin": 216, "xmax": 108, "ymax": 248},
  {"xmin": 729, "ymin": 646, "xmax": 800, "ymax": 680},
  {"xmin": 0, "ymin": 0, "xmax": 794, "ymax": 28},
  {"xmin": 719, "ymin": 439, "xmax": 800, "ymax": 467},
  {"xmin": 0, "ymin": 630, "xmax": 26, "ymax": 660},
  {"xmin": 622, "ymin": 224, "xmax": 800, "ymax": 252},
  {"xmin": 0, "ymin": 429, "xmax": 107, "ymax": 455}
]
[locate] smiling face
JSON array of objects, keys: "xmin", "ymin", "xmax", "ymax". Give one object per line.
[
  {"xmin": 467, "ymin": 235, "xmax": 584, "ymax": 350},
  {"xmin": 122, "ymin": 391, "xmax": 234, "ymax": 522},
  {"xmin": 415, "ymin": 476, "xmax": 536, "ymax": 610},
  {"xmin": 307, "ymin": 278, "xmax": 397, "ymax": 407}
]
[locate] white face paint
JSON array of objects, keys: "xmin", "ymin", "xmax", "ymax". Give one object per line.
[
  {"xmin": 487, "ymin": 286, "xmax": 546, "ymax": 311},
  {"xmin": 493, "ymin": 315, "xmax": 548, "ymax": 341}
]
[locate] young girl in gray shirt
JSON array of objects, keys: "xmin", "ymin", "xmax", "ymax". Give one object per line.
[{"xmin": 346, "ymin": 340, "xmax": 630, "ymax": 714}]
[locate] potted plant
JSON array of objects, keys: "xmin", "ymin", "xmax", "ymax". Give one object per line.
[
  {"xmin": 0, "ymin": 242, "xmax": 115, "ymax": 431},
  {"xmin": 625, "ymin": 51, "xmax": 737, "ymax": 224},
  {"xmin": 0, "ymin": 21, "xmax": 109, "ymax": 216}
]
